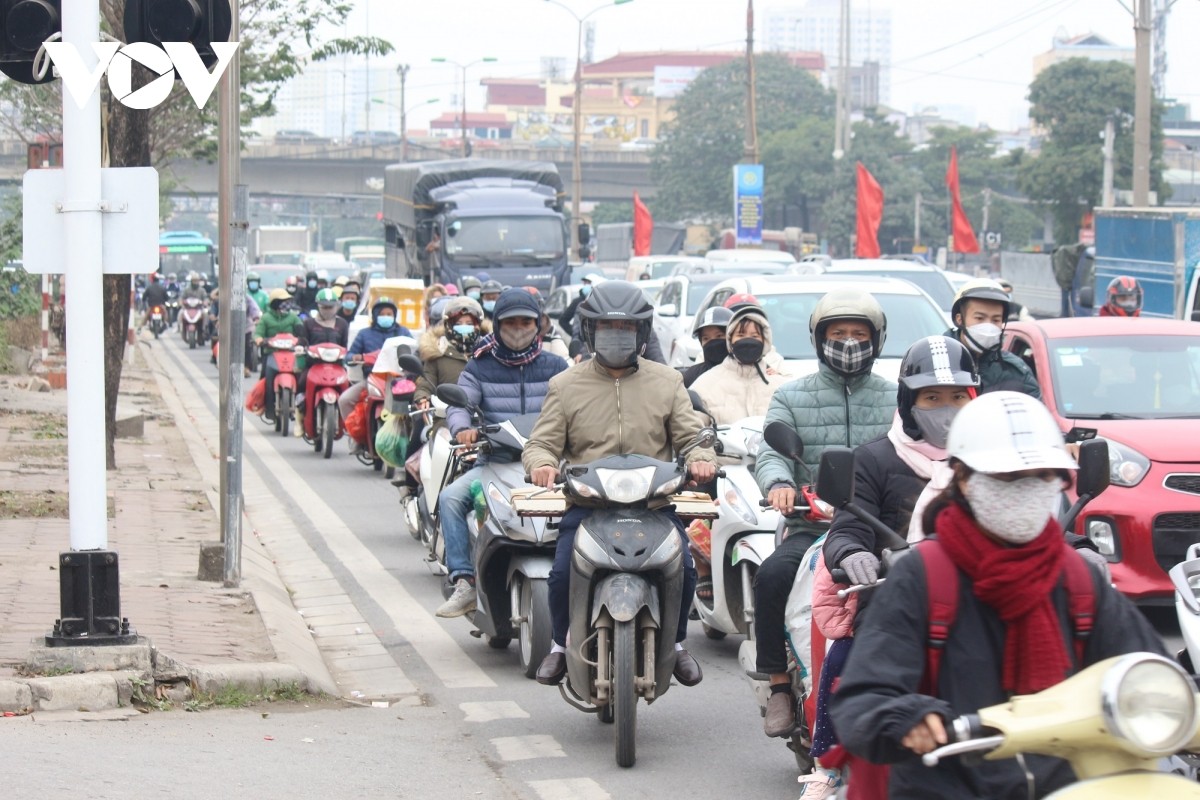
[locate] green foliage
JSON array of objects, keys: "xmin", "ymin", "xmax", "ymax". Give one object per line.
[
  {"xmin": 590, "ymin": 202, "xmax": 634, "ymax": 226},
  {"xmin": 0, "ymin": 196, "xmax": 40, "ymax": 321}
]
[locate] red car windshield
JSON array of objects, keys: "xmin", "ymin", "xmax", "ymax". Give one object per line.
[{"xmin": 1048, "ymin": 335, "xmax": 1200, "ymax": 418}]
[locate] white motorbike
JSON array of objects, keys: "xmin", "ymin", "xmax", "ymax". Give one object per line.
[{"xmin": 1170, "ymin": 542, "xmax": 1200, "ymax": 675}]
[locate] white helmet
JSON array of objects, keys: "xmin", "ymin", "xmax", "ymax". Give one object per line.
[{"xmin": 947, "ymin": 391, "xmax": 1077, "ymax": 474}]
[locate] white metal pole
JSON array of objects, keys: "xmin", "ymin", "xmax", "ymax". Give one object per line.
[{"xmin": 62, "ymin": 0, "xmax": 108, "ymax": 551}]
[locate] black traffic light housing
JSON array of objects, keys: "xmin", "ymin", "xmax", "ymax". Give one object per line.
[
  {"xmin": 0, "ymin": 0, "xmax": 61, "ymax": 85},
  {"xmin": 124, "ymin": 0, "xmax": 232, "ymax": 69}
]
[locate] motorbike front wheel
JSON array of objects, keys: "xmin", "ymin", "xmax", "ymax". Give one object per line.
[
  {"xmin": 518, "ymin": 578, "xmax": 552, "ymax": 679},
  {"xmin": 614, "ymin": 619, "xmax": 638, "ymax": 768},
  {"xmin": 187, "ymin": 327, "xmax": 197, "ymax": 349},
  {"xmin": 279, "ymin": 389, "xmax": 292, "ymax": 437},
  {"xmin": 322, "ymin": 402, "xmax": 337, "ymax": 459}
]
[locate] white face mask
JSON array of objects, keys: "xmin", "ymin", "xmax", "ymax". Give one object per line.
[
  {"xmin": 962, "ymin": 472, "xmax": 1061, "ymax": 544},
  {"xmin": 963, "ymin": 322, "xmax": 1002, "ymax": 353}
]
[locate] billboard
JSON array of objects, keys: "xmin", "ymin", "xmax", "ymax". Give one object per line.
[{"xmin": 734, "ymin": 164, "xmax": 764, "ymax": 246}]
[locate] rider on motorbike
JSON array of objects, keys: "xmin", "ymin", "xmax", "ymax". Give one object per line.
[
  {"xmin": 523, "ymin": 280, "xmax": 717, "ymax": 688},
  {"xmin": 254, "ymin": 289, "xmax": 305, "ymax": 424},
  {"xmin": 137, "ymin": 272, "xmax": 168, "ymax": 331},
  {"xmin": 947, "ymin": 279, "xmax": 1041, "ymax": 398},
  {"xmin": 246, "ymin": 270, "xmax": 269, "ymax": 314},
  {"xmin": 181, "ymin": 272, "xmax": 211, "ymax": 338},
  {"xmin": 337, "ymin": 298, "xmax": 416, "ymax": 440},
  {"xmin": 1099, "ymin": 275, "xmax": 1144, "ymax": 317},
  {"xmin": 434, "ymin": 289, "xmax": 568, "ymax": 618},
  {"xmin": 335, "ymin": 285, "xmax": 360, "ymax": 325},
  {"xmin": 208, "ymin": 287, "xmax": 263, "ymax": 373},
  {"xmin": 829, "ymin": 391, "xmax": 1166, "ymax": 800},
  {"xmin": 295, "ymin": 270, "xmax": 320, "ymax": 315}
]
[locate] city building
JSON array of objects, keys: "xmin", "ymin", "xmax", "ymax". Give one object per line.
[
  {"xmin": 252, "ymin": 60, "xmax": 407, "ymax": 142},
  {"xmin": 1031, "ymin": 32, "xmax": 1135, "ymax": 80}
]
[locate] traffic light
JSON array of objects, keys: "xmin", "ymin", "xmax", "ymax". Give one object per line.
[
  {"xmin": 0, "ymin": 0, "xmax": 61, "ymax": 85},
  {"xmin": 124, "ymin": 0, "xmax": 232, "ymax": 69}
]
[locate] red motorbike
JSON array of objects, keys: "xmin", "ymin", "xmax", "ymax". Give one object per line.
[
  {"xmin": 180, "ymin": 296, "xmax": 206, "ymax": 349},
  {"xmin": 301, "ymin": 342, "xmax": 348, "ymax": 458},
  {"xmin": 149, "ymin": 305, "xmax": 166, "ymax": 338},
  {"xmin": 354, "ymin": 352, "xmax": 418, "ymax": 479},
  {"xmin": 263, "ymin": 332, "xmax": 300, "ymax": 437}
]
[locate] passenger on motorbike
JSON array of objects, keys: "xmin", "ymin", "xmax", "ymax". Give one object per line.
[
  {"xmin": 414, "ymin": 296, "xmax": 487, "ymax": 410},
  {"xmin": 947, "ymin": 279, "xmax": 1041, "ymax": 398},
  {"xmin": 434, "ymin": 289, "xmax": 568, "ymax": 618},
  {"xmin": 337, "ymin": 298, "xmax": 416, "ymax": 441},
  {"xmin": 335, "ymin": 286, "xmax": 360, "ymax": 325},
  {"xmin": 829, "ymin": 391, "xmax": 1166, "ymax": 800},
  {"xmin": 681, "ymin": 306, "xmax": 732, "ymax": 389},
  {"xmin": 523, "ymin": 280, "xmax": 717, "ymax": 688},
  {"xmin": 753, "ymin": 288, "xmax": 896, "ymax": 739},
  {"xmin": 460, "ymin": 275, "xmax": 483, "ymax": 303},
  {"xmin": 296, "ymin": 270, "xmax": 320, "ymax": 316},
  {"xmin": 254, "ymin": 289, "xmax": 304, "ymax": 424},
  {"xmin": 479, "ymin": 280, "xmax": 504, "ymax": 320},
  {"xmin": 137, "ymin": 272, "xmax": 168, "ymax": 331},
  {"xmin": 315, "ymin": 269, "xmax": 330, "ymax": 290}
]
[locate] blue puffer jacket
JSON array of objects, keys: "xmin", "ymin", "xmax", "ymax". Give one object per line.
[
  {"xmin": 348, "ymin": 322, "xmax": 414, "ymax": 375},
  {"xmin": 446, "ymin": 350, "xmax": 568, "ymax": 436}
]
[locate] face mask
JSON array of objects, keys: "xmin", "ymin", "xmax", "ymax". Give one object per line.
[
  {"xmin": 270, "ymin": 302, "xmax": 285, "ymax": 313},
  {"xmin": 581, "ymin": 285, "xmax": 592, "ymax": 297},
  {"xmin": 342, "ymin": 299, "xmax": 356, "ymax": 311},
  {"xmin": 823, "ymin": 338, "xmax": 872, "ymax": 376},
  {"xmin": 286, "ymin": 286, "xmax": 297, "ymax": 295},
  {"xmin": 467, "ymin": 289, "xmax": 481, "ymax": 301},
  {"xmin": 963, "ymin": 322, "xmax": 1002, "ymax": 353},
  {"xmin": 701, "ymin": 338, "xmax": 728, "ymax": 366},
  {"xmin": 247, "ymin": 281, "xmax": 259, "ymax": 291},
  {"xmin": 307, "ymin": 280, "xmax": 317, "ymax": 289},
  {"xmin": 452, "ymin": 323, "xmax": 476, "ymax": 337},
  {"xmin": 376, "ymin": 315, "xmax": 395, "ymax": 329},
  {"xmin": 910, "ymin": 405, "xmax": 960, "ymax": 449},
  {"xmin": 730, "ymin": 338, "xmax": 764, "ymax": 365},
  {"xmin": 317, "ymin": 305, "xmax": 336, "ymax": 321},
  {"xmin": 483, "ymin": 300, "xmax": 497, "ymax": 313},
  {"xmin": 593, "ymin": 327, "xmax": 638, "ymax": 368},
  {"xmin": 1115, "ymin": 298, "xmax": 1139, "ymax": 313},
  {"xmin": 962, "ymin": 472, "xmax": 1061, "ymax": 544},
  {"xmin": 499, "ymin": 324, "xmax": 537, "ymax": 352}
]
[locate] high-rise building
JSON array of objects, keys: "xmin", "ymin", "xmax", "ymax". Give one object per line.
[
  {"xmin": 764, "ymin": 0, "xmax": 892, "ymax": 106},
  {"xmin": 257, "ymin": 60, "xmax": 408, "ymax": 141}
]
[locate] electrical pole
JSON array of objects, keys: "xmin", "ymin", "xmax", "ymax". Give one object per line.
[
  {"xmin": 914, "ymin": 191, "xmax": 921, "ymax": 248},
  {"xmin": 1133, "ymin": 0, "xmax": 1152, "ymax": 205},
  {"xmin": 572, "ymin": 18, "xmax": 584, "ymax": 252},
  {"xmin": 398, "ymin": 64, "xmax": 410, "ymax": 162},
  {"xmin": 833, "ymin": 0, "xmax": 851, "ymax": 158},
  {"xmin": 1102, "ymin": 114, "xmax": 1116, "ymax": 208},
  {"xmin": 744, "ymin": 0, "xmax": 759, "ymax": 165},
  {"xmin": 461, "ymin": 66, "xmax": 469, "ymax": 158}
]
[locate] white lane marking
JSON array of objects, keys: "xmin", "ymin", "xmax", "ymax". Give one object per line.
[
  {"xmin": 459, "ymin": 700, "xmax": 530, "ymax": 723},
  {"xmin": 161, "ymin": 341, "xmax": 496, "ymax": 690},
  {"xmin": 528, "ymin": 778, "xmax": 611, "ymax": 800},
  {"xmin": 490, "ymin": 735, "xmax": 566, "ymax": 762}
]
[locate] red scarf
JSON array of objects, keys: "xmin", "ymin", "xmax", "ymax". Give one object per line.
[{"xmin": 934, "ymin": 502, "xmax": 1073, "ymax": 694}]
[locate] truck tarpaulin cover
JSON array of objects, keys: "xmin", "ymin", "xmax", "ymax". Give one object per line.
[{"xmin": 383, "ymin": 159, "xmax": 565, "ymax": 229}]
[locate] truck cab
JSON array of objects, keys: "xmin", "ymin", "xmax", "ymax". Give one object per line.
[{"xmin": 1094, "ymin": 208, "xmax": 1200, "ymax": 320}]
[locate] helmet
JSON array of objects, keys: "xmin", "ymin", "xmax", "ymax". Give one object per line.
[
  {"xmin": 285, "ymin": 275, "xmax": 298, "ymax": 287},
  {"xmin": 267, "ymin": 288, "xmax": 290, "ymax": 304},
  {"xmin": 315, "ymin": 288, "xmax": 338, "ymax": 306},
  {"xmin": 149, "ymin": 272, "xmax": 159, "ymax": 283},
  {"xmin": 333, "ymin": 275, "xmax": 348, "ymax": 287},
  {"xmin": 947, "ymin": 391, "xmax": 1077, "ymax": 474},
  {"xmin": 897, "ymin": 336, "xmax": 979, "ymax": 439},
  {"xmin": 371, "ymin": 297, "xmax": 398, "ymax": 319},
  {"xmin": 995, "ymin": 278, "xmax": 1014, "ymax": 293},
  {"xmin": 951, "ymin": 278, "xmax": 1010, "ymax": 326},
  {"xmin": 167, "ymin": 272, "xmax": 177, "ymax": 282},
  {"xmin": 481, "ymin": 279, "xmax": 504, "ymax": 296},
  {"xmin": 246, "ymin": 270, "xmax": 260, "ymax": 282},
  {"xmin": 692, "ymin": 306, "xmax": 733, "ymax": 339},
  {"xmin": 809, "ymin": 288, "xmax": 887, "ymax": 363},
  {"xmin": 723, "ymin": 292, "xmax": 760, "ymax": 310},
  {"xmin": 188, "ymin": 272, "xmax": 201, "ymax": 283},
  {"xmin": 443, "ymin": 283, "xmax": 459, "ymax": 296},
  {"xmin": 1105, "ymin": 275, "xmax": 1143, "ymax": 316},
  {"xmin": 582, "ymin": 272, "xmax": 605, "ymax": 285},
  {"xmin": 578, "ymin": 280, "xmax": 654, "ymax": 364},
  {"xmin": 460, "ymin": 276, "xmax": 483, "ymax": 293},
  {"xmin": 428, "ymin": 296, "xmax": 452, "ymax": 326},
  {"xmin": 492, "ymin": 287, "xmax": 542, "ymax": 322},
  {"xmin": 443, "ymin": 296, "xmax": 484, "ymax": 322}
]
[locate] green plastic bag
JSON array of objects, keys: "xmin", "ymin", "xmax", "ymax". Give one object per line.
[{"xmin": 375, "ymin": 415, "xmax": 409, "ymax": 468}]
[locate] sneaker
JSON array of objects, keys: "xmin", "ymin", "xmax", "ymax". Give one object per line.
[
  {"xmin": 436, "ymin": 578, "xmax": 476, "ymax": 618},
  {"xmin": 796, "ymin": 770, "xmax": 841, "ymax": 799}
]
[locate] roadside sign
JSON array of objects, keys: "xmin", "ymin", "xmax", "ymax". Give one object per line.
[
  {"xmin": 733, "ymin": 164, "xmax": 764, "ymax": 247},
  {"xmin": 982, "ymin": 230, "xmax": 1002, "ymax": 251}
]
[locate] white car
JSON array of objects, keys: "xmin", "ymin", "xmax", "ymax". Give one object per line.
[
  {"xmin": 788, "ymin": 258, "xmax": 957, "ymax": 320},
  {"xmin": 705, "ymin": 249, "xmax": 797, "ymax": 265},
  {"xmin": 624, "ymin": 255, "xmax": 706, "ymax": 282},
  {"xmin": 688, "ymin": 274, "xmax": 951, "ymax": 380},
  {"xmin": 652, "ymin": 272, "xmax": 735, "ymax": 367}
]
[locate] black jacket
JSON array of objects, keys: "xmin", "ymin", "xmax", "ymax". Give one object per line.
[
  {"xmin": 681, "ymin": 359, "xmax": 715, "ymax": 389},
  {"xmin": 830, "ymin": 549, "xmax": 1167, "ymax": 799},
  {"xmin": 302, "ymin": 316, "xmax": 348, "ymax": 348},
  {"xmin": 143, "ymin": 283, "xmax": 168, "ymax": 308},
  {"xmin": 944, "ymin": 328, "xmax": 1041, "ymax": 399}
]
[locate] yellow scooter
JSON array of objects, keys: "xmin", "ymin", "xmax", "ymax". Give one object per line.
[{"xmin": 923, "ymin": 652, "xmax": 1200, "ymax": 797}]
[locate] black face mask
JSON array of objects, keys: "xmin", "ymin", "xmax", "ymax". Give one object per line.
[
  {"xmin": 701, "ymin": 338, "xmax": 728, "ymax": 366},
  {"xmin": 731, "ymin": 338, "xmax": 764, "ymax": 365}
]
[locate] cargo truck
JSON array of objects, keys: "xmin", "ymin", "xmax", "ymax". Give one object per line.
[
  {"xmin": 382, "ymin": 159, "xmax": 570, "ymax": 291},
  {"xmin": 1093, "ymin": 208, "xmax": 1200, "ymax": 321},
  {"xmin": 252, "ymin": 225, "xmax": 311, "ymax": 266}
]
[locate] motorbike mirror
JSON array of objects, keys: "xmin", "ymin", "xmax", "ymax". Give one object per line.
[
  {"xmin": 1075, "ymin": 438, "xmax": 1111, "ymax": 499},
  {"xmin": 688, "ymin": 389, "xmax": 710, "ymax": 416},
  {"xmin": 816, "ymin": 446, "xmax": 856, "ymax": 509},
  {"xmin": 1078, "ymin": 284, "xmax": 1095, "ymax": 309},
  {"xmin": 435, "ymin": 383, "xmax": 470, "ymax": 408},
  {"xmin": 763, "ymin": 421, "xmax": 804, "ymax": 463},
  {"xmin": 397, "ymin": 353, "xmax": 424, "ymax": 377},
  {"xmin": 679, "ymin": 426, "xmax": 717, "ymax": 459}
]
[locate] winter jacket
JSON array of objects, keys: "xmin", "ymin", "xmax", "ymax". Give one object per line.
[
  {"xmin": 302, "ymin": 316, "xmax": 348, "ymax": 348},
  {"xmin": 830, "ymin": 546, "xmax": 1167, "ymax": 800},
  {"xmin": 754, "ymin": 364, "xmax": 897, "ymax": 495},
  {"xmin": 181, "ymin": 284, "xmax": 209, "ymax": 304},
  {"xmin": 446, "ymin": 348, "xmax": 567, "ymax": 435},
  {"xmin": 143, "ymin": 283, "xmax": 168, "ymax": 308},
  {"xmin": 690, "ymin": 356, "xmax": 790, "ymax": 425},
  {"xmin": 349, "ymin": 322, "xmax": 415, "ymax": 363},
  {"xmin": 944, "ymin": 328, "xmax": 1041, "ymax": 399},
  {"xmin": 681, "ymin": 359, "xmax": 714, "ymax": 389},
  {"xmin": 248, "ymin": 288, "xmax": 269, "ymax": 314},
  {"xmin": 414, "ymin": 324, "xmax": 471, "ymax": 406},
  {"xmin": 254, "ymin": 308, "xmax": 303, "ymax": 342}
]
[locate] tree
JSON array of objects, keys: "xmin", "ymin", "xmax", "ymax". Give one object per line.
[
  {"xmin": 653, "ymin": 54, "xmax": 834, "ymax": 222},
  {"xmin": 1019, "ymin": 58, "xmax": 1165, "ymax": 245}
]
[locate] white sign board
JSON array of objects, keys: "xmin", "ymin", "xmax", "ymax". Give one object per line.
[
  {"xmin": 653, "ymin": 66, "xmax": 703, "ymax": 99},
  {"xmin": 22, "ymin": 166, "xmax": 160, "ymax": 275}
]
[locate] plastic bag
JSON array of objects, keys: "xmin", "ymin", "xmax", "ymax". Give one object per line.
[
  {"xmin": 344, "ymin": 402, "xmax": 368, "ymax": 446},
  {"xmin": 375, "ymin": 415, "xmax": 409, "ymax": 468},
  {"xmin": 245, "ymin": 378, "xmax": 266, "ymax": 414}
]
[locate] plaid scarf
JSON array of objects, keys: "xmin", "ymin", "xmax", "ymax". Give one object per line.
[{"xmin": 472, "ymin": 332, "xmax": 542, "ymax": 367}]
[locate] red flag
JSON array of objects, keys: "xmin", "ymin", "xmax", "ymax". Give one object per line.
[
  {"xmin": 855, "ymin": 162, "xmax": 884, "ymax": 259},
  {"xmin": 946, "ymin": 146, "xmax": 980, "ymax": 253},
  {"xmin": 633, "ymin": 191, "xmax": 652, "ymax": 257}
]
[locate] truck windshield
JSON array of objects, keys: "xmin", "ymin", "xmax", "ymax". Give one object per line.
[{"xmin": 444, "ymin": 218, "xmax": 564, "ymax": 259}]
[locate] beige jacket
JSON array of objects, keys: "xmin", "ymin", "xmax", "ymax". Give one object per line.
[
  {"xmin": 522, "ymin": 357, "xmax": 717, "ymax": 475},
  {"xmin": 690, "ymin": 357, "xmax": 790, "ymax": 425}
]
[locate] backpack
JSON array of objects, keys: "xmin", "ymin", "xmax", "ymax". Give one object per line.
[{"xmin": 916, "ymin": 538, "xmax": 1095, "ymax": 695}]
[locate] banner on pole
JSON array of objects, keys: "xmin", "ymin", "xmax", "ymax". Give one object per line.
[{"xmin": 734, "ymin": 164, "xmax": 764, "ymax": 246}]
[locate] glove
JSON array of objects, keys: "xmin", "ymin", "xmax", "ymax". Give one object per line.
[
  {"xmin": 841, "ymin": 551, "xmax": 880, "ymax": 586},
  {"xmin": 1076, "ymin": 547, "xmax": 1111, "ymax": 581}
]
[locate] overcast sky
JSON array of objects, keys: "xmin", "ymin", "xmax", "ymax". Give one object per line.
[{"xmin": 339, "ymin": 0, "xmax": 1200, "ymax": 132}]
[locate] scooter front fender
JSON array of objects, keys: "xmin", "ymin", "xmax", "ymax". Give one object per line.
[
  {"xmin": 507, "ymin": 554, "xmax": 552, "ymax": 585},
  {"xmin": 591, "ymin": 572, "xmax": 659, "ymax": 627},
  {"xmin": 1045, "ymin": 773, "xmax": 1200, "ymax": 799},
  {"xmin": 731, "ymin": 532, "xmax": 776, "ymax": 566}
]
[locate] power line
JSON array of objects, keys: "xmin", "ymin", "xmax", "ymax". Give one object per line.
[{"xmin": 893, "ymin": 0, "xmax": 1078, "ymax": 66}]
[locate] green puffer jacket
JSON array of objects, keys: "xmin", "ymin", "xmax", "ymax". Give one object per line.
[
  {"xmin": 255, "ymin": 309, "xmax": 302, "ymax": 342},
  {"xmin": 943, "ymin": 328, "xmax": 1042, "ymax": 399},
  {"xmin": 754, "ymin": 363, "xmax": 897, "ymax": 495}
]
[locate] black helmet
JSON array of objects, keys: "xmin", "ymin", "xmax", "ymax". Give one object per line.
[
  {"xmin": 578, "ymin": 280, "xmax": 654, "ymax": 366},
  {"xmin": 692, "ymin": 306, "xmax": 733, "ymax": 339},
  {"xmin": 951, "ymin": 278, "xmax": 1010, "ymax": 327},
  {"xmin": 371, "ymin": 296, "xmax": 398, "ymax": 319},
  {"xmin": 481, "ymin": 279, "xmax": 504, "ymax": 295},
  {"xmin": 897, "ymin": 336, "xmax": 979, "ymax": 439}
]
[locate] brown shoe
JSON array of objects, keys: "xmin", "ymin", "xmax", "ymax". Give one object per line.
[
  {"xmin": 673, "ymin": 648, "xmax": 703, "ymax": 686},
  {"xmin": 535, "ymin": 651, "xmax": 567, "ymax": 685},
  {"xmin": 764, "ymin": 689, "xmax": 797, "ymax": 737}
]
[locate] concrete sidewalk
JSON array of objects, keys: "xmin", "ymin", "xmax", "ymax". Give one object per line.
[{"xmin": 0, "ymin": 343, "xmax": 328, "ymax": 713}]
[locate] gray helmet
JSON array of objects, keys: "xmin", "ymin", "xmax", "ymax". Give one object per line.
[
  {"xmin": 481, "ymin": 279, "xmax": 504, "ymax": 295},
  {"xmin": 692, "ymin": 306, "xmax": 733, "ymax": 339},
  {"xmin": 578, "ymin": 280, "xmax": 654, "ymax": 359},
  {"xmin": 428, "ymin": 296, "xmax": 452, "ymax": 326},
  {"xmin": 809, "ymin": 288, "xmax": 887, "ymax": 365},
  {"xmin": 460, "ymin": 276, "xmax": 483, "ymax": 292},
  {"xmin": 443, "ymin": 296, "xmax": 484, "ymax": 322}
]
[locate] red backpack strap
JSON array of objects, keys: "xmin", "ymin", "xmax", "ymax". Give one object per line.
[
  {"xmin": 915, "ymin": 539, "xmax": 959, "ymax": 696},
  {"xmin": 1060, "ymin": 551, "xmax": 1096, "ymax": 666}
]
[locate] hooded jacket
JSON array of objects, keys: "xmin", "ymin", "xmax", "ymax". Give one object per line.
[
  {"xmin": 690, "ymin": 309, "xmax": 791, "ymax": 425},
  {"xmin": 414, "ymin": 321, "xmax": 476, "ymax": 405}
]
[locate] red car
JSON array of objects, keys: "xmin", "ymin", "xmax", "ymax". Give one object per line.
[{"xmin": 1004, "ymin": 318, "xmax": 1200, "ymax": 602}]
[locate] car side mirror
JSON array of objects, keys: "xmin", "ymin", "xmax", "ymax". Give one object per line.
[
  {"xmin": 763, "ymin": 421, "xmax": 804, "ymax": 463},
  {"xmin": 657, "ymin": 303, "xmax": 678, "ymax": 317},
  {"xmin": 1078, "ymin": 285, "xmax": 1095, "ymax": 309},
  {"xmin": 416, "ymin": 221, "xmax": 434, "ymax": 250},
  {"xmin": 816, "ymin": 446, "xmax": 856, "ymax": 509},
  {"xmin": 1075, "ymin": 438, "xmax": 1111, "ymax": 499}
]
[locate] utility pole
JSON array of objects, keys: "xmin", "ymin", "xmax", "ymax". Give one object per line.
[
  {"xmin": 982, "ymin": 188, "xmax": 991, "ymax": 234},
  {"xmin": 460, "ymin": 66, "xmax": 469, "ymax": 158},
  {"xmin": 1133, "ymin": 0, "xmax": 1152, "ymax": 205},
  {"xmin": 833, "ymin": 0, "xmax": 851, "ymax": 158},
  {"xmin": 744, "ymin": 0, "xmax": 759, "ymax": 165},
  {"xmin": 398, "ymin": 64, "xmax": 410, "ymax": 162},
  {"xmin": 1102, "ymin": 114, "xmax": 1116, "ymax": 208},
  {"xmin": 914, "ymin": 191, "xmax": 922, "ymax": 248}
]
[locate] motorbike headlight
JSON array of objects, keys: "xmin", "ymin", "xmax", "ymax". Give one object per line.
[
  {"xmin": 1105, "ymin": 438, "xmax": 1151, "ymax": 487},
  {"xmin": 367, "ymin": 381, "xmax": 384, "ymax": 399},
  {"xmin": 743, "ymin": 430, "xmax": 764, "ymax": 459},
  {"xmin": 653, "ymin": 474, "xmax": 685, "ymax": 496},
  {"xmin": 596, "ymin": 466, "xmax": 655, "ymax": 504},
  {"xmin": 1102, "ymin": 653, "xmax": 1198, "ymax": 756},
  {"xmin": 316, "ymin": 347, "xmax": 340, "ymax": 363},
  {"xmin": 723, "ymin": 480, "xmax": 758, "ymax": 526},
  {"xmin": 567, "ymin": 475, "xmax": 601, "ymax": 499}
]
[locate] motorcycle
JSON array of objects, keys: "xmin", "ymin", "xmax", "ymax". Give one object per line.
[
  {"xmin": 179, "ymin": 296, "xmax": 206, "ymax": 349},
  {"xmin": 1171, "ymin": 543, "xmax": 1200, "ymax": 675},
  {"xmin": 437, "ymin": 384, "xmax": 558, "ymax": 679},
  {"xmin": 261, "ymin": 332, "xmax": 301, "ymax": 437},
  {"xmin": 514, "ymin": 430, "xmax": 719, "ymax": 768},
  {"xmin": 922, "ymin": 651, "xmax": 1200, "ymax": 798},
  {"xmin": 299, "ymin": 342, "xmax": 349, "ymax": 458},
  {"xmin": 148, "ymin": 304, "xmax": 166, "ymax": 338},
  {"xmin": 350, "ymin": 336, "xmax": 419, "ymax": 478},
  {"xmin": 407, "ymin": 394, "xmax": 466, "ymax": 574},
  {"xmin": 165, "ymin": 288, "xmax": 180, "ymax": 327}
]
